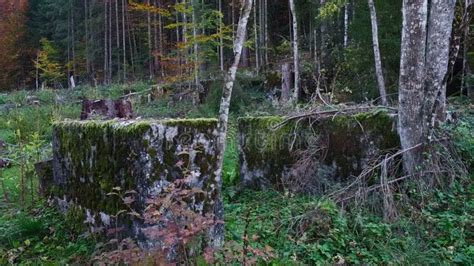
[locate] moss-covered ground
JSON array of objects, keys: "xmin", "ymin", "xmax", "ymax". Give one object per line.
[{"xmin": 0, "ymin": 83, "xmax": 473, "ymax": 264}]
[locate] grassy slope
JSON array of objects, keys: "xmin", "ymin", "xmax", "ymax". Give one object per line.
[{"xmin": 0, "ymin": 85, "xmax": 473, "ymax": 264}]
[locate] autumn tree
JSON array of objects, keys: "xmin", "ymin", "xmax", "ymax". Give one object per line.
[
  {"xmin": 35, "ymin": 38, "xmax": 65, "ymax": 88},
  {"xmin": 0, "ymin": 0, "xmax": 29, "ymax": 90}
]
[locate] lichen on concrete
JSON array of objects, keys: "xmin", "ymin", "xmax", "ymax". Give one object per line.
[{"xmin": 49, "ymin": 118, "xmax": 220, "ymax": 248}]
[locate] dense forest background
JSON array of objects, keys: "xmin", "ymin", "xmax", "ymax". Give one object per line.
[{"xmin": 1, "ymin": 0, "xmax": 472, "ymax": 102}]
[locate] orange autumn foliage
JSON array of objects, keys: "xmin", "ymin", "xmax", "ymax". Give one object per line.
[{"xmin": 0, "ymin": 0, "xmax": 30, "ymax": 90}]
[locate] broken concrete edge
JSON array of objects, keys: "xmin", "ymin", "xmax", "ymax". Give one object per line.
[
  {"xmin": 43, "ymin": 117, "xmax": 223, "ymax": 251},
  {"xmin": 238, "ymin": 111, "xmax": 401, "ymax": 191}
]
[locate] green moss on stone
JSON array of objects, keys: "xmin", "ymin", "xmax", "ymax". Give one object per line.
[
  {"xmin": 52, "ymin": 118, "xmax": 219, "ymax": 215},
  {"xmin": 238, "ymin": 111, "xmax": 400, "ymax": 188}
]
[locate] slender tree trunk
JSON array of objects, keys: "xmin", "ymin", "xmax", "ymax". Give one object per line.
[
  {"xmin": 368, "ymin": 0, "xmax": 388, "ymax": 105},
  {"xmin": 67, "ymin": 5, "xmax": 71, "ymax": 88},
  {"xmin": 158, "ymin": 0, "xmax": 165, "ymax": 77},
  {"xmin": 147, "ymin": 0, "xmax": 153, "ymax": 79},
  {"xmin": 126, "ymin": 6, "xmax": 135, "ymax": 76},
  {"xmin": 343, "ymin": 2, "xmax": 349, "ymax": 48},
  {"xmin": 71, "ymin": 1, "xmax": 76, "ymax": 83},
  {"xmin": 84, "ymin": 0, "xmax": 91, "ymax": 79},
  {"xmin": 281, "ymin": 63, "xmax": 291, "ymax": 103},
  {"xmin": 153, "ymin": 0, "xmax": 159, "ymax": 76},
  {"xmin": 35, "ymin": 53, "xmax": 39, "ymax": 90},
  {"xmin": 192, "ymin": 0, "xmax": 199, "ymax": 87},
  {"xmin": 398, "ymin": 0, "xmax": 428, "ymax": 175},
  {"xmin": 320, "ymin": 0, "xmax": 327, "ymax": 71},
  {"xmin": 424, "ymin": 0, "xmax": 456, "ymax": 123},
  {"xmin": 289, "ymin": 0, "xmax": 299, "ymax": 102},
  {"xmin": 263, "ymin": 0, "xmax": 270, "ymax": 64},
  {"xmin": 462, "ymin": 0, "xmax": 472, "ymax": 98},
  {"xmin": 109, "ymin": 0, "xmax": 113, "ymax": 82},
  {"xmin": 122, "ymin": 0, "xmax": 127, "ymax": 81},
  {"xmin": 182, "ymin": 0, "xmax": 188, "ymax": 69},
  {"xmin": 215, "ymin": 1, "xmax": 254, "ymax": 246},
  {"xmin": 219, "ymin": 0, "xmax": 224, "ymax": 71},
  {"xmin": 104, "ymin": 0, "xmax": 109, "ymax": 84},
  {"xmin": 253, "ymin": 0, "xmax": 259, "ymax": 73},
  {"xmin": 115, "ymin": 0, "xmax": 120, "ymax": 80}
]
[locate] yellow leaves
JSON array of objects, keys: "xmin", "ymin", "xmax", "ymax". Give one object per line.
[
  {"xmin": 128, "ymin": 0, "xmax": 171, "ymax": 17},
  {"xmin": 319, "ymin": 0, "xmax": 347, "ymax": 20}
]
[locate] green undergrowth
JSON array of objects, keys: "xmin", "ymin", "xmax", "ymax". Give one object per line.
[
  {"xmin": 224, "ymin": 178, "xmax": 473, "ymax": 264},
  {"xmin": 0, "ymin": 202, "xmax": 95, "ymax": 264}
]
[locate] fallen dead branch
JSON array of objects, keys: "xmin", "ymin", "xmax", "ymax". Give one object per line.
[{"xmin": 272, "ymin": 105, "xmax": 398, "ymax": 130}]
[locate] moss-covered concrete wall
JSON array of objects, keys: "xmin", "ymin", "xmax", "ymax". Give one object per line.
[
  {"xmin": 238, "ymin": 112, "xmax": 400, "ymax": 191},
  {"xmin": 50, "ymin": 118, "xmax": 220, "ymax": 247}
]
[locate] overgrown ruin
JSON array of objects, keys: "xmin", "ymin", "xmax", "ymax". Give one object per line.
[
  {"xmin": 238, "ymin": 111, "xmax": 400, "ymax": 193},
  {"xmin": 41, "ymin": 118, "xmax": 222, "ymax": 248},
  {"xmin": 38, "ymin": 111, "xmax": 401, "ymax": 251}
]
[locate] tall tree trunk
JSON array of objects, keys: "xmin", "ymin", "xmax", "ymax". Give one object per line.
[
  {"xmin": 253, "ymin": 0, "xmax": 259, "ymax": 73},
  {"xmin": 343, "ymin": 2, "xmax": 349, "ymax": 48},
  {"xmin": 122, "ymin": 0, "xmax": 127, "ymax": 81},
  {"xmin": 398, "ymin": 0, "xmax": 428, "ymax": 175},
  {"xmin": 109, "ymin": 0, "xmax": 113, "ymax": 82},
  {"xmin": 214, "ymin": 0, "xmax": 253, "ymax": 247},
  {"xmin": 147, "ymin": 0, "xmax": 153, "ymax": 79},
  {"xmin": 84, "ymin": 0, "xmax": 91, "ymax": 79},
  {"xmin": 67, "ymin": 5, "xmax": 71, "ymax": 88},
  {"xmin": 264, "ymin": 0, "xmax": 269, "ymax": 64},
  {"xmin": 424, "ymin": 0, "xmax": 456, "ymax": 123},
  {"xmin": 218, "ymin": 0, "xmax": 224, "ymax": 71},
  {"xmin": 115, "ymin": 0, "xmax": 121, "ymax": 80},
  {"xmin": 289, "ymin": 0, "xmax": 299, "ymax": 102},
  {"xmin": 158, "ymin": 0, "xmax": 165, "ymax": 77},
  {"xmin": 71, "ymin": 1, "xmax": 76, "ymax": 83},
  {"xmin": 320, "ymin": 0, "xmax": 327, "ymax": 77},
  {"xmin": 368, "ymin": 0, "xmax": 388, "ymax": 105},
  {"xmin": 104, "ymin": 0, "xmax": 109, "ymax": 84},
  {"xmin": 192, "ymin": 0, "xmax": 199, "ymax": 87},
  {"xmin": 462, "ymin": 0, "xmax": 472, "ymax": 98}
]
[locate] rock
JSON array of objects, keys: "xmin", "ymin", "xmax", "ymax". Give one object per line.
[
  {"xmin": 49, "ymin": 118, "xmax": 222, "ymax": 249},
  {"xmin": 238, "ymin": 112, "xmax": 400, "ymax": 193},
  {"xmin": 26, "ymin": 95, "xmax": 40, "ymax": 106},
  {"xmin": 0, "ymin": 158, "xmax": 11, "ymax": 169}
]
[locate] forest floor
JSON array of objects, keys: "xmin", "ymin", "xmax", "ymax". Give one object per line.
[{"xmin": 0, "ymin": 82, "xmax": 473, "ymax": 264}]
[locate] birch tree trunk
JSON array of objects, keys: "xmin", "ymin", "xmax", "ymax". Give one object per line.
[
  {"xmin": 368, "ymin": 0, "xmax": 388, "ymax": 105},
  {"xmin": 214, "ymin": 0, "xmax": 253, "ymax": 246},
  {"xmin": 343, "ymin": 2, "xmax": 349, "ymax": 48},
  {"xmin": 398, "ymin": 0, "xmax": 428, "ymax": 175},
  {"xmin": 423, "ymin": 0, "xmax": 456, "ymax": 123},
  {"xmin": 289, "ymin": 0, "xmax": 300, "ymax": 102}
]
